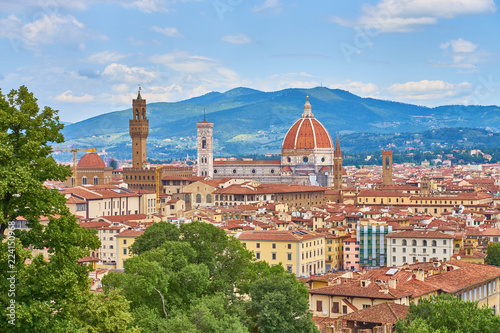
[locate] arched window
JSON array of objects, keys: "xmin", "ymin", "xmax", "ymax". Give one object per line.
[
  {"xmin": 82, "ymin": 176, "xmax": 87, "ymax": 185},
  {"xmin": 423, "ymin": 240, "xmax": 428, "ymax": 246},
  {"xmin": 202, "ymin": 139, "xmax": 207, "ymax": 149},
  {"xmin": 432, "ymin": 240, "xmax": 437, "ymax": 246},
  {"xmin": 185, "ymin": 194, "xmax": 191, "ymax": 203},
  {"xmin": 402, "ymin": 239, "xmax": 407, "ymax": 246},
  {"xmin": 141, "ymin": 108, "xmax": 145, "ymax": 119},
  {"xmin": 135, "ymin": 109, "xmax": 139, "ymax": 119},
  {"xmin": 412, "ymin": 240, "xmax": 417, "ymax": 246},
  {"xmin": 71, "ymin": 177, "xmax": 74, "ymax": 187},
  {"xmin": 93, "ymin": 176, "xmax": 98, "ymax": 185},
  {"xmin": 206, "ymin": 194, "xmax": 212, "ymax": 203},
  {"xmin": 196, "ymin": 194, "xmax": 202, "ymax": 203}
]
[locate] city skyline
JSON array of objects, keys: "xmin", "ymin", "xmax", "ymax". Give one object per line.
[{"xmin": 1, "ymin": 0, "xmax": 499, "ymax": 123}]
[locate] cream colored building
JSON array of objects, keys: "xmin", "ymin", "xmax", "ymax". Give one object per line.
[
  {"xmin": 116, "ymin": 229, "xmax": 144, "ymax": 269},
  {"xmin": 237, "ymin": 230, "xmax": 326, "ymax": 277},
  {"xmin": 387, "ymin": 230, "xmax": 454, "ymax": 266}
]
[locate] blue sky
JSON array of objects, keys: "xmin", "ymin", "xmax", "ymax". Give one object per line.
[{"xmin": 0, "ymin": 0, "xmax": 499, "ymax": 123}]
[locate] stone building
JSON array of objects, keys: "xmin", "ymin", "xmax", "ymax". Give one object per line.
[
  {"xmin": 64, "ymin": 152, "xmax": 112, "ymax": 187},
  {"xmin": 122, "ymin": 89, "xmax": 193, "ymax": 191},
  {"xmin": 201, "ymin": 97, "xmax": 343, "ymax": 187}
]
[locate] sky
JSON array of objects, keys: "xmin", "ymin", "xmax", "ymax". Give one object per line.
[{"xmin": 0, "ymin": 0, "xmax": 499, "ymax": 123}]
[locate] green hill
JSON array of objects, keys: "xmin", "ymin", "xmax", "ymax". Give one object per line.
[{"xmin": 58, "ymin": 87, "xmax": 500, "ymax": 161}]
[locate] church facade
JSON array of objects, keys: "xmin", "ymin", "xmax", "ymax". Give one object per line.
[{"xmin": 197, "ymin": 97, "xmax": 343, "ymax": 188}]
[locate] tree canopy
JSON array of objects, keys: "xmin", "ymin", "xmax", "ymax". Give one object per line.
[
  {"xmin": 395, "ymin": 294, "xmax": 500, "ymax": 333},
  {"xmin": 103, "ymin": 221, "xmax": 320, "ymax": 333},
  {"xmin": 485, "ymin": 242, "xmax": 500, "ymax": 266},
  {"xmin": 0, "ymin": 86, "xmax": 117, "ymax": 332}
]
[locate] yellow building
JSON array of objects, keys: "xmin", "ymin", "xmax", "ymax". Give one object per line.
[
  {"xmin": 325, "ymin": 234, "xmax": 346, "ymax": 271},
  {"xmin": 237, "ymin": 230, "xmax": 326, "ymax": 277},
  {"xmin": 115, "ymin": 229, "xmax": 144, "ymax": 269}
]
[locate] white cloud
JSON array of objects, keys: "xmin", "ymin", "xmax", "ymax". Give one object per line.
[
  {"xmin": 388, "ymin": 80, "xmax": 472, "ymax": 100},
  {"xmin": 85, "ymin": 51, "xmax": 128, "ymax": 64},
  {"xmin": 331, "ymin": 0, "xmax": 496, "ymax": 33},
  {"xmin": 0, "ymin": 13, "xmax": 105, "ymax": 51},
  {"xmin": 333, "ymin": 81, "xmax": 379, "ymax": 95},
  {"xmin": 440, "ymin": 38, "xmax": 478, "ymax": 53},
  {"xmin": 102, "ymin": 63, "xmax": 158, "ymax": 84},
  {"xmin": 151, "ymin": 26, "xmax": 184, "ymax": 38},
  {"xmin": 252, "ymin": 0, "xmax": 283, "ymax": 13},
  {"xmin": 54, "ymin": 90, "xmax": 94, "ymax": 103},
  {"xmin": 221, "ymin": 34, "xmax": 252, "ymax": 44}
]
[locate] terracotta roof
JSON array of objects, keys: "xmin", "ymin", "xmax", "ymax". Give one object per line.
[
  {"xmin": 282, "ymin": 117, "xmax": 333, "ymax": 150},
  {"xmin": 66, "ymin": 196, "xmax": 86, "ymax": 204},
  {"xmin": 79, "ymin": 221, "xmax": 110, "ymax": 229},
  {"xmin": 425, "ymin": 260, "xmax": 500, "ymax": 293},
  {"xmin": 100, "ymin": 214, "xmax": 147, "ymax": 222},
  {"xmin": 310, "ymin": 281, "xmax": 412, "ymax": 299},
  {"xmin": 386, "ymin": 230, "xmax": 454, "ymax": 239},
  {"xmin": 339, "ymin": 303, "xmax": 408, "ymax": 325},
  {"xmin": 237, "ymin": 230, "xmax": 325, "ymax": 242},
  {"xmin": 77, "ymin": 153, "xmax": 106, "ymax": 168},
  {"xmin": 116, "ymin": 229, "xmax": 144, "ymax": 237}
]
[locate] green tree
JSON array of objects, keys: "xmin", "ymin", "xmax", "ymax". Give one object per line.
[
  {"xmin": 395, "ymin": 294, "xmax": 500, "ymax": 333},
  {"xmin": 130, "ymin": 221, "xmax": 180, "ymax": 255},
  {"xmin": 0, "ymin": 86, "xmax": 102, "ymax": 331},
  {"xmin": 485, "ymin": 243, "xmax": 500, "ymax": 266},
  {"xmin": 249, "ymin": 266, "xmax": 320, "ymax": 333}
]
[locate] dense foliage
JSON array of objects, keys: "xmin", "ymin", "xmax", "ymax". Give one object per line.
[
  {"xmin": 485, "ymin": 243, "xmax": 500, "ymax": 267},
  {"xmin": 104, "ymin": 221, "xmax": 319, "ymax": 333},
  {"xmin": 395, "ymin": 294, "xmax": 500, "ymax": 333}
]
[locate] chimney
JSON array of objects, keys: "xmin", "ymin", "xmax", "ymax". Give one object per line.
[
  {"xmin": 414, "ymin": 268, "xmax": 425, "ymax": 282},
  {"xmin": 388, "ymin": 278, "xmax": 397, "ymax": 289}
]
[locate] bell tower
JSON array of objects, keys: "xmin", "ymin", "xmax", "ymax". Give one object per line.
[
  {"xmin": 197, "ymin": 111, "xmax": 214, "ymax": 178},
  {"xmin": 382, "ymin": 150, "xmax": 393, "ymax": 186},
  {"xmin": 333, "ymin": 135, "xmax": 343, "ymax": 190},
  {"xmin": 130, "ymin": 88, "xmax": 149, "ymax": 169}
]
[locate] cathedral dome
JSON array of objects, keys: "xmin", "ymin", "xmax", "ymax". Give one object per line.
[
  {"xmin": 77, "ymin": 153, "xmax": 106, "ymax": 168},
  {"xmin": 282, "ymin": 97, "xmax": 333, "ymax": 150}
]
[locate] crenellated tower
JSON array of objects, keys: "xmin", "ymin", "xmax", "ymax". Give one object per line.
[{"xmin": 129, "ymin": 88, "xmax": 149, "ymax": 169}]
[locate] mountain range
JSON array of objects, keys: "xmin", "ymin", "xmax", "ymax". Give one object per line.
[{"xmin": 58, "ymin": 87, "xmax": 500, "ymax": 161}]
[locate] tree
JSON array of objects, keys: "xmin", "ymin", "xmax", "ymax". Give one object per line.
[
  {"xmin": 248, "ymin": 266, "xmax": 320, "ymax": 333},
  {"xmin": 130, "ymin": 221, "xmax": 180, "ymax": 255},
  {"xmin": 0, "ymin": 86, "xmax": 101, "ymax": 331},
  {"xmin": 395, "ymin": 294, "xmax": 500, "ymax": 333},
  {"xmin": 485, "ymin": 243, "xmax": 500, "ymax": 266}
]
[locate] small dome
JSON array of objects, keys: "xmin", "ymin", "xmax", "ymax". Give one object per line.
[{"xmin": 77, "ymin": 153, "xmax": 105, "ymax": 168}]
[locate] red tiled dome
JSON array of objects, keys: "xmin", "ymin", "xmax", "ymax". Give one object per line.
[
  {"xmin": 282, "ymin": 97, "xmax": 333, "ymax": 151},
  {"xmin": 282, "ymin": 118, "xmax": 333, "ymax": 150},
  {"xmin": 77, "ymin": 153, "xmax": 105, "ymax": 168}
]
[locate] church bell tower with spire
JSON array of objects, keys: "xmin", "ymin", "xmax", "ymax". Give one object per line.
[{"xmin": 130, "ymin": 87, "xmax": 149, "ymax": 169}]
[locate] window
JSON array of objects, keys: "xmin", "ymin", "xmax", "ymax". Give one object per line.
[
  {"xmin": 272, "ymin": 253, "xmax": 277, "ymax": 260},
  {"xmin": 123, "ymin": 248, "xmax": 127, "ymax": 255},
  {"xmin": 423, "ymin": 240, "xmax": 427, "ymax": 246},
  {"xmin": 316, "ymin": 301, "xmax": 323, "ymax": 312},
  {"xmin": 82, "ymin": 176, "xmax": 87, "ymax": 185},
  {"xmin": 402, "ymin": 239, "xmax": 407, "ymax": 246},
  {"xmin": 288, "ymin": 243, "xmax": 292, "ymax": 249},
  {"xmin": 256, "ymin": 243, "xmax": 260, "ymax": 249},
  {"xmin": 443, "ymin": 240, "xmax": 447, "ymax": 245},
  {"xmin": 432, "ymin": 240, "xmax": 437, "ymax": 246},
  {"xmin": 392, "ymin": 239, "xmax": 396, "ymax": 244},
  {"xmin": 443, "ymin": 249, "xmax": 447, "ymax": 254},
  {"xmin": 362, "ymin": 304, "xmax": 371, "ymax": 309},
  {"xmin": 392, "ymin": 247, "xmax": 396, "ymax": 252},
  {"xmin": 403, "ymin": 256, "xmax": 406, "ymax": 263},
  {"xmin": 342, "ymin": 305, "xmax": 348, "ymax": 314},
  {"xmin": 256, "ymin": 252, "xmax": 260, "ymax": 259},
  {"xmin": 433, "ymin": 249, "xmax": 436, "ymax": 254},
  {"xmin": 196, "ymin": 194, "xmax": 201, "ymax": 203},
  {"xmin": 287, "ymin": 253, "xmax": 292, "ymax": 261},
  {"xmin": 413, "ymin": 248, "xmax": 416, "ymax": 253},
  {"xmin": 206, "ymin": 194, "xmax": 212, "ymax": 203},
  {"xmin": 109, "ymin": 245, "xmax": 113, "ymax": 249},
  {"xmin": 402, "ymin": 248, "xmax": 406, "ymax": 253},
  {"xmin": 412, "ymin": 240, "xmax": 417, "ymax": 246},
  {"xmin": 332, "ymin": 302, "xmax": 340, "ymax": 313},
  {"xmin": 272, "ymin": 243, "xmax": 276, "ymax": 249},
  {"xmin": 393, "ymin": 256, "xmax": 396, "ymax": 262},
  {"xmin": 123, "ymin": 239, "xmax": 127, "ymax": 245},
  {"xmin": 287, "ymin": 265, "xmax": 292, "ymax": 273}
]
